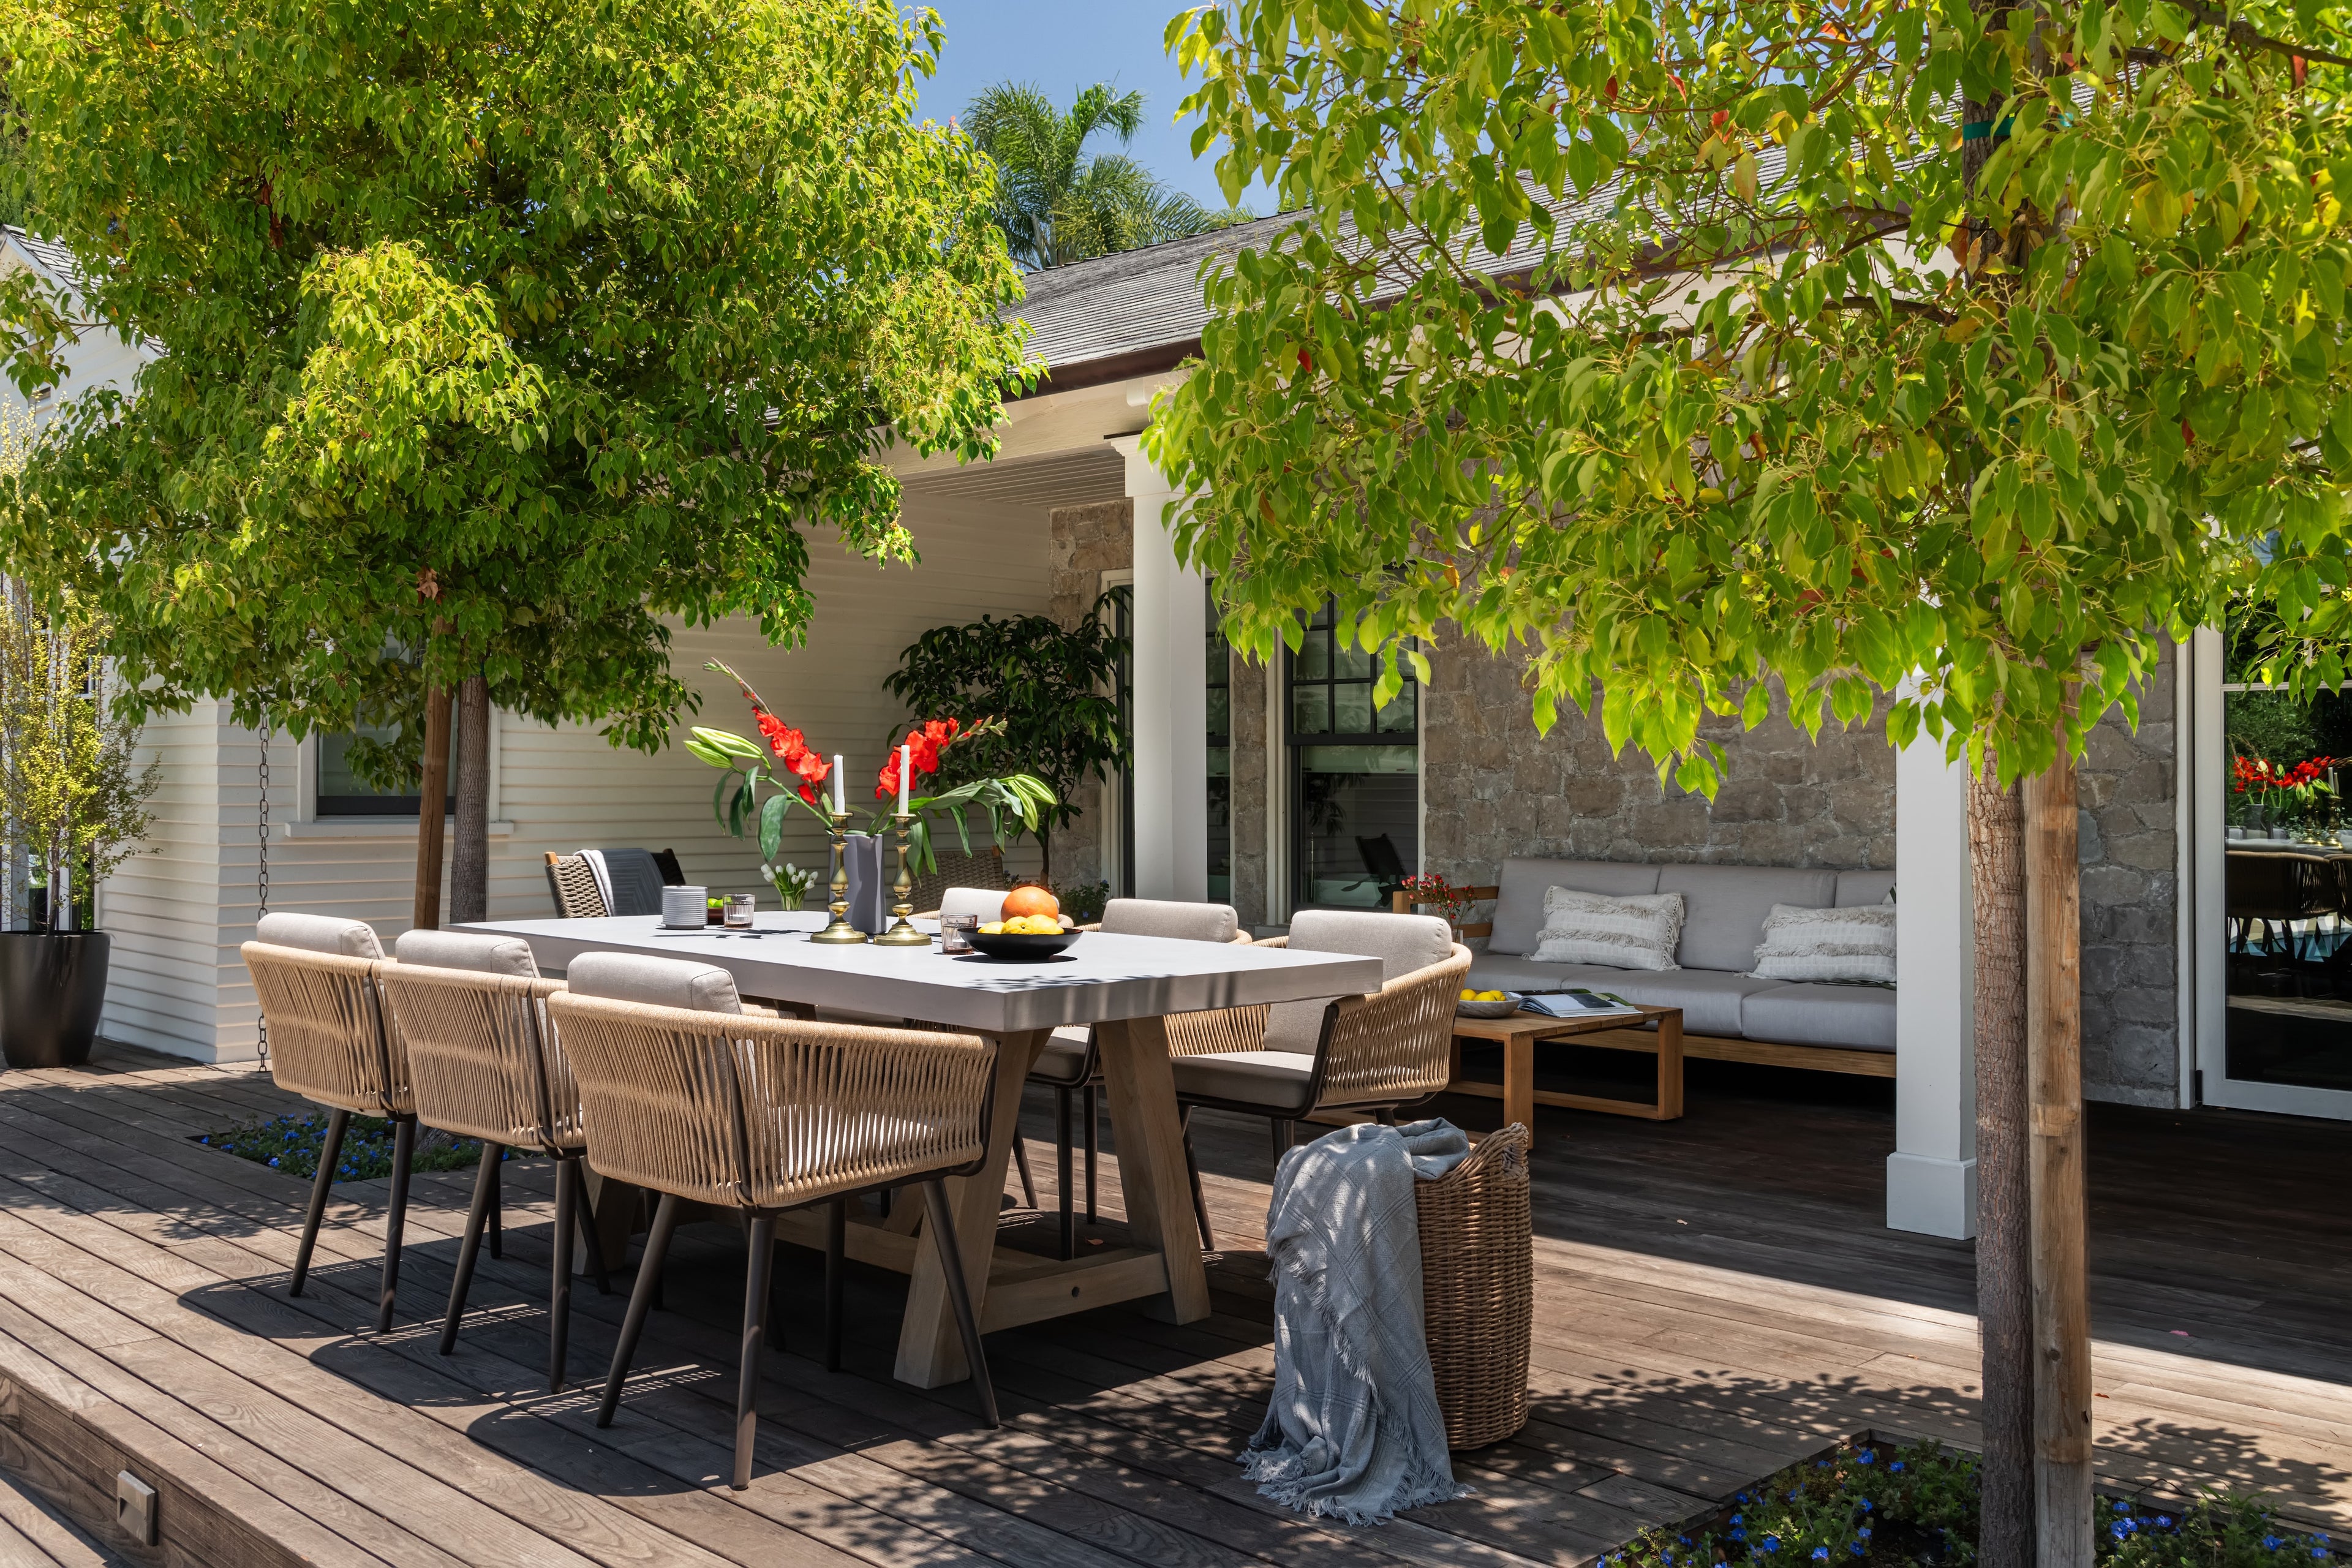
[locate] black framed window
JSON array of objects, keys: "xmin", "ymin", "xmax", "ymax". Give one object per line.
[
  {"xmin": 1287, "ymin": 600, "xmax": 1417, "ymax": 909},
  {"xmin": 317, "ymin": 726, "xmax": 458, "ymax": 818},
  {"xmin": 1207, "ymin": 582, "xmax": 1231, "ymax": 903}
]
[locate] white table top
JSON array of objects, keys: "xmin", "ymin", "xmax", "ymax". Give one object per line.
[{"xmin": 452, "ymin": 913, "xmax": 1386, "ymax": 1034}]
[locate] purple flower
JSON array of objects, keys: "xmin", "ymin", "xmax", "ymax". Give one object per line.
[
  {"xmin": 2264, "ymin": 1537, "xmax": 2285, "ymax": 1551},
  {"xmin": 1762, "ymin": 1536, "xmax": 1781, "ymax": 1555},
  {"xmin": 1858, "ymin": 1451, "xmax": 1876, "ymax": 1466},
  {"xmin": 1890, "ymin": 1462, "xmax": 1905, "ymax": 1474}
]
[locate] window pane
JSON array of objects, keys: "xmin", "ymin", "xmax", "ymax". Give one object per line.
[
  {"xmin": 1207, "ymin": 687, "xmax": 1230, "ymax": 739},
  {"xmin": 1335, "ymin": 683, "xmax": 1371, "ymax": 736},
  {"xmin": 1295, "ymin": 760, "xmax": 1417, "ymax": 908},
  {"xmin": 318, "ymin": 725, "xmax": 459, "ymax": 818},
  {"xmin": 1298, "ymin": 628, "xmax": 1330, "ymax": 680},
  {"xmin": 1335, "ymin": 638, "xmax": 1373, "ymax": 680},
  {"xmin": 1292, "ymin": 685, "xmax": 1329, "ymax": 736},
  {"xmin": 1376, "ymin": 683, "xmax": 1417, "ymax": 733}
]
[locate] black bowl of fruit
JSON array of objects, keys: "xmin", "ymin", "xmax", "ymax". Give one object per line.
[{"xmin": 965, "ymin": 915, "xmax": 1080, "ymax": 960}]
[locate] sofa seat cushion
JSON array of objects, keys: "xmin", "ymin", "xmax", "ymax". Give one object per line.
[
  {"xmin": 1171, "ymin": 1050, "xmax": 1316, "ymax": 1113},
  {"xmin": 1740, "ymin": 983, "xmax": 1896, "ymax": 1052},
  {"xmin": 1028, "ymin": 1026, "xmax": 1095, "ymax": 1087},
  {"xmin": 1463, "ymin": 957, "xmax": 1775, "ymax": 1037}
]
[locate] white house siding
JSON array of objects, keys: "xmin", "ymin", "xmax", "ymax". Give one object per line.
[{"xmin": 100, "ymin": 491, "xmax": 1055, "ymax": 1063}]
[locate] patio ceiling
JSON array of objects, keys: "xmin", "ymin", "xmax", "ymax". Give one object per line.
[{"xmin": 897, "ymin": 442, "xmax": 1128, "ymax": 512}]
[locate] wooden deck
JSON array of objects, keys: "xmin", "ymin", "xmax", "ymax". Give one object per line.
[{"xmin": 0, "ymin": 1042, "xmax": 2345, "ymax": 1567}]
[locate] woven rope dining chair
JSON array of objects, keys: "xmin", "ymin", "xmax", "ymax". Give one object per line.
[
  {"xmin": 378, "ymin": 929, "xmax": 611, "ymax": 1393},
  {"xmin": 550, "ymin": 952, "xmax": 1003, "ymax": 1490},
  {"xmin": 240, "ymin": 913, "xmax": 417, "ymax": 1333},
  {"xmin": 1156, "ymin": 910, "xmax": 1469, "ymax": 1250},
  {"xmin": 1030, "ymin": 899, "xmax": 1251, "ymax": 1259},
  {"xmin": 543, "ymin": 852, "xmax": 608, "ymax": 919}
]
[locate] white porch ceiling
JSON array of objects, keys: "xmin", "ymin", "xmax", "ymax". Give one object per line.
[{"xmin": 898, "ymin": 445, "xmax": 1126, "ymax": 513}]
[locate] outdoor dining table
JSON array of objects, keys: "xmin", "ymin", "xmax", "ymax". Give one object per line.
[{"xmin": 451, "ymin": 912, "xmax": 1384, "ymax": 1389}]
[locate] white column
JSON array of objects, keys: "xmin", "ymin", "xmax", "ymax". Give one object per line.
[
  {"xmin": 1112, "ymin": 437, "xmax": 1208, "ymax": 900},
  {"xmin": 1887, "ymin": 731, "xmax": 1978, "ymax": 1237}
]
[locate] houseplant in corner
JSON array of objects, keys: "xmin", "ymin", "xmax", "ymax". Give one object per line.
[{"xmin": 0, "ymin": 581, "xmax": 160, "ymax": 1068}]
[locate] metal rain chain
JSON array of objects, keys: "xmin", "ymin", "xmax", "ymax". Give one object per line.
[{"xmin": 255, "ymin": 717, "xmax": 271, "ymax": 1065}]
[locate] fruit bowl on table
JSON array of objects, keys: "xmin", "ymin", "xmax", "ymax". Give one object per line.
[
  {"xmin": 965, "ymin": 929, "xmax": 1081, "ymax": 961},
  {"xmin": 1455, "ymin": 991, "xmax": 1524, "ymax": 1019}
]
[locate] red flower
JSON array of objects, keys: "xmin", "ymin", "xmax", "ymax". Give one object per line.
[
  {"xmin": 788, "ymin": 747, "xmax": 830, "ymax": 805},
  {"xmin": 756, "ymin": 710, "xmax": 808, "ymax": 764}
]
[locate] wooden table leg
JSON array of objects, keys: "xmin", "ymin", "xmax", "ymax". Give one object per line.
[
  {"xmin": 1503, "ymin": 1031, "xmax": 1536, "ymax": 1147},
  {"xmin": 1655, "ymin": 1010, "xmax": 1685, "ymax": 1120},
  {"xmin": 895, "ymin": 1027, "xmax": 1047, "ymax": 1389},
  {"xmin": 1093, "ymin": 1017, "xmax": 1213, "ymax": 1325}
]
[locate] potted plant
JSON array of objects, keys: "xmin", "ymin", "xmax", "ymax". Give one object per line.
[{"xmin": 0, "ymin": 581, "xmax": 161, "ymax": 1068}]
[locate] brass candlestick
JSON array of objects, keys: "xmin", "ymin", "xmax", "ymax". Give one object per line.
[
  {"xmin": 873, "ymin": 812, "xmax": 929, "ymax": 946},
  {"xmin": 808, "ymin": 808, "xmax": 869, "ymax": 944}
]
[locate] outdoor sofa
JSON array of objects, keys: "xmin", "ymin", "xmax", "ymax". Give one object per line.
[{"xmin": 1453, "ymin": 859, "xmax": 1898, "ymax": 1076}]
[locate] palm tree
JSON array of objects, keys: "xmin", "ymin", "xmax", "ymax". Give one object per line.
[{"xmin": 962, "ymin": 81, "xmax": 1252, "ymax": 269}]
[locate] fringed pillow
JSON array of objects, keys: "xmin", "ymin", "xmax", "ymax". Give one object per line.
[
  {"xmin": 1749, "ymin": 903, "xmax": 1898, "ymax": 985},
  {"xmin": 1529, "ymin": 888, "xmax": 1686, "ymax": 971}
]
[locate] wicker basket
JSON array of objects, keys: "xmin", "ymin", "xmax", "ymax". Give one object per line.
[{"xmin": 1416, "ymin": 1123, "xmax": 1533, "ymax": 1450}]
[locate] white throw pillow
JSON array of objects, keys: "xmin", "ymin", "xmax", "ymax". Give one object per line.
[
  {"xmin": 1750, "ymin": 903, "xmax": 1898, "ymax": 985},
  {"xmin": 1529, "ymin": 888, "xmax": 1686, "ymax": 971}
]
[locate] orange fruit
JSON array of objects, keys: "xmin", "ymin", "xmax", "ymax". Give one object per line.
[{"xmin": 1001, "ymin": 886, "xmax": 1060, "ymax": 921}]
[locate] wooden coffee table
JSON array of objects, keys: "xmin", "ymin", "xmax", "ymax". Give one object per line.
[{"xmin": 1446, "ymin": 1004, "xmax": 1684, "ymax": 1144}]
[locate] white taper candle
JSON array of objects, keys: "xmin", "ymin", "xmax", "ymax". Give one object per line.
[
  {"xmin": 898, "ymin": 741, "xmax": 911, "ymax": 815},
  {"xmin": 833, "ymin": 755, "xmax": 845, "ymax": 815}
]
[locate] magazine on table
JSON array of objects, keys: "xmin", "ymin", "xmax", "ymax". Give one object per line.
[{"xmin": 1515, "ymin": 989, "xmax": 1645, "ymax": 1020}]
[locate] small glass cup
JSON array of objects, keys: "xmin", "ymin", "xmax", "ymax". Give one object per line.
[
  {"xmin": 723, "ymin": 894, "xmax": 757, "ymax": 930},
  {"xmin": 940, "ymin": 913, "xmax": 979, "ymax": 955}
]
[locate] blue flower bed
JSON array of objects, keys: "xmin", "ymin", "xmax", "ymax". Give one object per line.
[
  {"xmin": 197, "ymin": 1112, "xmax": 534, "ymax": 1182},
  {"xmin": 1600, "ymin": 1440, "xmax": 2335, "ymax": 1568}
]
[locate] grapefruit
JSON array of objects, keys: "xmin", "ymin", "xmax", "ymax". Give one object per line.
[{"xmin": 1001, "ymin": 886, "xmax": 1060, "ymax": 921}]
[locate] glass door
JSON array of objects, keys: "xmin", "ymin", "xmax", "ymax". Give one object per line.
[
  {"xmin": 2200, "ymin": 626, "xmax": 2352, "ymax": 1117},
  {"xmin": 1286, "ymin": 599, "xmax": 1418, "ymax": 910}
]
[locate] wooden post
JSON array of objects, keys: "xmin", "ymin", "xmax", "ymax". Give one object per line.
[
  {"xmin": 1968, "ymin": 758, "xmax": 2035, "ymax": 1568},
  {"xmin": 2024, "ymin": 747, "xmax": 2093, "ymax": 1568},
  {"xmin": 412, "ymin": 684, "xmax": 453, "ymax": 932}
]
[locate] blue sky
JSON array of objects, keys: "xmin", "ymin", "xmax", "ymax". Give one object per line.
[{"xmin": 908, "ymin": 2, "xmax": 1258, "ymax": 211}]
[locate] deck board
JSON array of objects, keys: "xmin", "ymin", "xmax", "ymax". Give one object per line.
[{"xmin": 0, "ymin": 1044, "xmax": 2344, "ymax": 1567}]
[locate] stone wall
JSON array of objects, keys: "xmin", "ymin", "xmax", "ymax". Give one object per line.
[
  {"xmin": 1417, "ymin": 627, "xmax": 2182, "ymax": 1106},
  {"xmin": 1044, "ymin": 499, "xmax": 1133, "ymax": 894}
]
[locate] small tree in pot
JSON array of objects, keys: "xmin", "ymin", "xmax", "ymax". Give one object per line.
[{"xmin": 0, "ymin": 579, "xmax": 160, "ymax": 1067}]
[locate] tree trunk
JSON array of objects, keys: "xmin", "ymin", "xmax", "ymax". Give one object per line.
[
  {"xmin": 412, "ymin": 684, "xmax": 453, "ymax": 932},
  {"xmin": 1969, "ymin": 758, "xmax": 2035, "ymax": 1568},
  {"xmin": 450, "ymin": 676, "xmax": 491, "ymax": 925},
  {"xmin": 2024, "ymin": 748, "xmax": 2093, "ymax": 1568}
]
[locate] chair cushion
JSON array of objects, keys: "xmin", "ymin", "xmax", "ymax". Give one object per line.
[
  {"xmin": 1101, "ymin": 898, "xmax": 1240, "ymax": 943},
  {"xmin": 1741, "ymin": 983, "xmax": 1897, "ymax": 1052},
  {"xmin": 1170, "ymin": 1050, "xmax": 1316, "ymax": 1113},
  {"xmin": 393, "ymin": 929, "xmax": 540, "ymax": 978},
  {"xmin": 1490, "ymin": 859, "xmax": 1661, "ymax": 956},
  {"xmin": 256, "ymin": 912, "xmax": 385, "ymax": 960},
  {"xmin": 937, "ymin": 886, "xmax": 1009, "ymax": 921},
  {"xmin": 1749, "ymin": 903, "xmax": 1897, "ymax": 984},
  {"xmin": 1030, "ymin": 1027, "xmax": 1094, "ymax": 1087},
  {"xmin": 1836, "ymin": 869, "xmax": 1896, "ymax": 908},
  {"xmin": 1656, "ymin": 865, "xmax": 1838, "ymax": 972},
  {"xmin": 1263, "ymin": 910, "xmax": 1453, "ymax": 1057},
  {"xmin": 565, "ymin": 952, "xmax": 742, "ymax": 1014},
  {"xmin": 1530, "ymin": 888, "xmax": 1686, "ymax": 971},
  {"xmin": 1463, "ymin": 956, "xmax": 1776, "ymax": 1036}
]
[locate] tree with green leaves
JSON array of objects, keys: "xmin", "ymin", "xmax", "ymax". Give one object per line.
[
  {"xmin": 882, "ymin": 598, "xmax": 1129, "ymax": 876},
  {"xmin": 1149, "ymin": 1, "xmax": 2350, "ymax": 1560},
  {"xmin": 0, "ymin": 0, "xmax": 1031, "ymax": 926},
  {"xmin": 965, "ymin": 81, "xmax": 1251, "ymax": 267}
]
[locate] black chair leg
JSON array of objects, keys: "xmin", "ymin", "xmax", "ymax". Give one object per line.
[
  {"xmin": 1082, "ymin": 1085, "xmax": 1098, "ymax": 1223},
  {"xmin": 1180, "ymin": 1107, "xmax": 1215, "ymax": 1253},
  {"xmin": 1271, "ymin": 1119, "xmax": 1292, "ymax": 1160},
  {"xmin": 735, "ymin": 1213, "xmax": 777, "ymax": 1490},
  {"xmin": 1374, "ymin": 1106, "xmax": 1397, "ymax": 1127},
  {"xmin": 1011, "ymin": 1134, "xmax": 1038, "ymax": 1210},
  {"xmin": 439, "ymin": 1142, "xmax": 502, "ymax": 1357},
  {"xmin": 575, "ymin": 1166, "xmax": 611, "ymax": 1296},
  {"xmin": 919, "ymin": 1180, "xmax": 998, "ymax": 1428},
  {"xmin": 376, "ymin": 1114, "xmax": 415, "ymax": 1333},
  {"xmin": 824, "ymin": 1197, "xmax": 845, "ymax": 1373},
  {"xmin": 488, "ymin": 1156, "xmax": 503, "ymax": 1259},
  {"xmin": 598, "ymin": 1192, "xmax": 679, "ymax": 1429},
  {"xmin": 290, "ymin": 1107, "xmax": 349, "ymax": 1298},
  {"xmin": 551, "ymin": 1157, "xmax": 581, "ymax": 1393},
  {"xmin": 1054, "ymin": 1087, "xmax": 1075, "ymax": 1261}
]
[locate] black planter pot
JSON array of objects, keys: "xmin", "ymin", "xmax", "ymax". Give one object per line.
[{"xmin": 0, "ymin": 930, "xmax": 111, "ymax": 1069}]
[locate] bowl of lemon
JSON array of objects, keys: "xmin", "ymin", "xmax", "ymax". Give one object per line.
[
  {"xmin": 966, "ymin": 912, "xmax": 1080, "ymax": 960},
  {"xmin": 1455, "ymin": 987, "xmax": 1523, "ymax": 1019}
]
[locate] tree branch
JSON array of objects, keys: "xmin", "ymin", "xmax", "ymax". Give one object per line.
[{"xmin": 2168, "ymin": 0, "xmax": 2352, "ymax": 69}]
